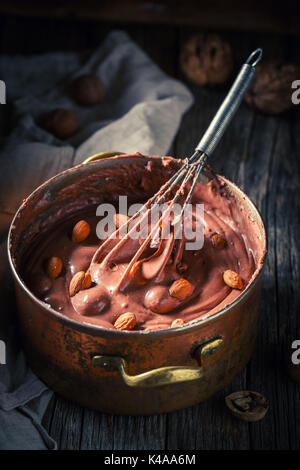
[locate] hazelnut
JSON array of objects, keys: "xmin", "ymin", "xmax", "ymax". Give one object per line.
[
  {"xmin": 180, "ymin": 33, "xmax": 233, "ymax": 86},
  {"xmin": 71, "ymin": 74, "xmax": 105, "ymax": 106},
  {"xmin": 245, "ymin": 61, "xmax": 300, "ymax": 114},
  {"xmin": 41, "ymin": 108, "xmax": 78, "ymax": 139}
]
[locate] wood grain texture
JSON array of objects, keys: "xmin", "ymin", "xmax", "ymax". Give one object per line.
[{"xmin": 0, "ymin": 14, "xmax": 299, "ymax": 450}]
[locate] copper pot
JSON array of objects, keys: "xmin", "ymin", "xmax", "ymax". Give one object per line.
[{"xmin": 8, "ymin": 153, "xmax": 266, "ymax": 415}]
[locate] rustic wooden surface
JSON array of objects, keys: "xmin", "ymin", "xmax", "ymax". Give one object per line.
[
  {"xmin": 0, "ymin": 14, "xmax": 299, "ymax": 450},
  {"xmin": 0, "ymin": 0, "xmax": 299, "ymax": 35}
]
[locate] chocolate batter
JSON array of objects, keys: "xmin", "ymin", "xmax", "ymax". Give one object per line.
[{"xmin": 22, "ymin": 153, "xmax": 264, "ymax": 331}]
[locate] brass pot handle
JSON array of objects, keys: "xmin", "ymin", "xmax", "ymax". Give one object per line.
[
  {"xmin": 82, "ymin": 151, "xmax": 124, "ymax": 164},
  {"xmin": 92, "ymin": 337, "xmax": 223, "ymax": 388},
  {"xmin": 85, "ymin": 152, "xmax": 224, "ymax": 387}
]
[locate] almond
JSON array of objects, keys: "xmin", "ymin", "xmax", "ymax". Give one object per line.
[
  {"xmin": 69, "ymin": 271, "xmax": 85, "ymax": 297},
  {"xmin": 72, "ymin": 220, "xmax": 90, "ymax": 243},
  {"xmin": 169, "ymin": 278, "xmax": 193, "ymax": 300},
  {"xmin": 114, "ymin": 213, "xmax": 129, "ymax": 229},
  {"xmin": 171, "ymin": 318, "xmax": 185, "ymax": 328},
  {"xmin": 82, "ymin": 272, "xmax": 92, "ymax": 289},
  {"xmin": 114, "ymin": 312, "xmax": 137, "ymax": 331},
  {"xmin": 211, "ymin": 233, "xmax": 226, "ymax": 249},
  {"xmin": 46, "ymin": 256, "xmax": 63, "ymax": 279},
  {"xmin": 223, "ymin": 270, "xmax": 243, "ymax": 289}
]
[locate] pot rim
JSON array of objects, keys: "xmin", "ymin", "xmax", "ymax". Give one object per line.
[{"xmin": 7, "ymin": 155, "xmax": 267, "ymax": 339}]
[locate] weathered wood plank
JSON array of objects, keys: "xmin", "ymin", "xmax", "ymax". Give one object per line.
[
  {"xmin": 167, "ymin": 84, "xmax": 255, "ymax": 451},
  {"xmin": 80, "ymin": 409, "xmax": 114, "ymax": 450},
  {"xmin": 166, "ymin": 28, "xmax": 300, "ymax": 451},
  {"xmin": 238, "ymin": 30, "xmax": 300, "ymax": 449},
  {"xmin": 47, "ymin": 396, "xmax": 84, "ymax": 450},
  {"xmin": 112, "ymin": 414, "xmax": 167, "ymax": 450},
  {"xmin": 286, "ymin": 109, "xmax": 300, "ymax": 450},
  {"xmin": 240, "ymin": 113, "xmax": 282, "ymax": 450}
]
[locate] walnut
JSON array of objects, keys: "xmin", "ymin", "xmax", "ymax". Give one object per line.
[
  {"xmin": 71, "ymin": 74, "xmax": 105, "ymax": 106},
  {"xmin": 41, "ymin": 108, "xmax": 78, "ymax": 139},
  {"xmin": 245, "ymin": 61, "xmax": 300, "ymax": 114},
  {"xmin": 180, "ymin": 33, "xmax": 233, "ymax": 86}
]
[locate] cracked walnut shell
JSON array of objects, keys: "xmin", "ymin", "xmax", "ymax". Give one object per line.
[
  {"xmin": 180, "ymin": 33, "xmax": 234, "ymax": 86},
  {"xmin": 245, "ymin": 61, "xmax": 300, "ymax": 114}
]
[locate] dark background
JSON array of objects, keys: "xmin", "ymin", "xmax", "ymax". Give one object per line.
[{"xmin": 0, "ymin": 0, "xmax": 299, "ymax": 450}]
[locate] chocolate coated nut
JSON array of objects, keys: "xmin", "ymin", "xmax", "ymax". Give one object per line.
[
  {"xmin": 71, "ymin": 285, "xmax": 110, "ymax": 316},
  {"xmin": 29, "ymin": 273, "xmax": 52, "ymax": 297},
  {"xmin": 144, "ymin": 285, "xmax": 179, "ymax": 314}
]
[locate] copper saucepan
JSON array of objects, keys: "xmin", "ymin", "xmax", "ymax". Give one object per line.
[{"xmin": 7, "ymin": 152, "xmax": 267, "ymax": 415}]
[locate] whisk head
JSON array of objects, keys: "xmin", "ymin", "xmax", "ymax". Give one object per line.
[
  {"xmin": 88, "ymin": 49, "xmax": 263, "ymax": 293},
  {"xmin": 88, "ymin": 150, "xmax": 207, "ymax": 291}
]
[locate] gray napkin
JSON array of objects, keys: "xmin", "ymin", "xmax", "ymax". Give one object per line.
[{"xmin": 0, "ymin": 31, "xmax": 193, "ymax": 450}]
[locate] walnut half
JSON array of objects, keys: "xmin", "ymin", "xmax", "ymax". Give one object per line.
[{"xmin": 245, "ymin": 61, "xmax": 300, "ymax": 114}]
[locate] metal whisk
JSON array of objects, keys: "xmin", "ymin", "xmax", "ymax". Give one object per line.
[{"xmin": 90, "ymin": 48, "xmax": 263, "ymax": 290}]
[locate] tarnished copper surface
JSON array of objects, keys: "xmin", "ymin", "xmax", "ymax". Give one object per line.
[{"xmin": 8, "ymin": 154, "xmax": 266, "ymax": 415}]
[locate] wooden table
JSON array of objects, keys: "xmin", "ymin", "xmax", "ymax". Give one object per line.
[{"xmin": 0, "ymin": 13, "xmax": 299, "ymax": 450}]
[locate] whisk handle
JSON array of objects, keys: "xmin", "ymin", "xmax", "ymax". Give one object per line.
[{"xmin": 195, "ymin": 48, "xmax": 263, "ymax": 157}]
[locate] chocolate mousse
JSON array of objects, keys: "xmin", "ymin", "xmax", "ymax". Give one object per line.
[{"xmin": 22, "ymin": 153, "xmax": 265, "ymax": 331}]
